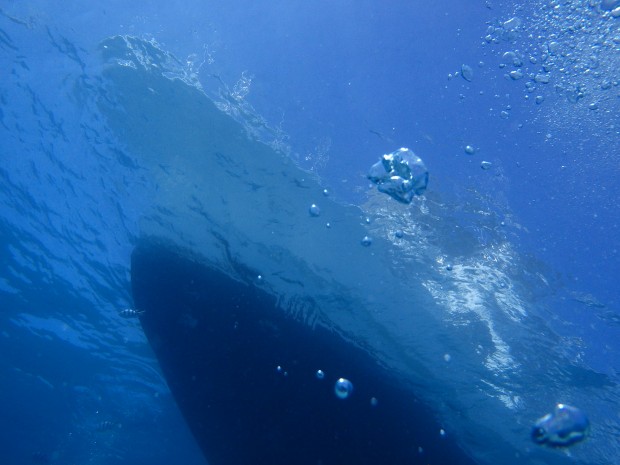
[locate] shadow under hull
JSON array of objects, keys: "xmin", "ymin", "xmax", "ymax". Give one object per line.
[{"xmin": 131, "ymin": 240, "xmax": 478, "ymax": 465}]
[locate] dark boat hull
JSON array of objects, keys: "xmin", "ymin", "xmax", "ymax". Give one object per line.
[{"xmin": 131, "ymin": 240, "xmax": 478, "ymax": 465}]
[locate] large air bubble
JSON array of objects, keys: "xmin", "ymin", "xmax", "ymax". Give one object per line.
[
  {"xmin": 334, "ymin": 378, "xmax": 354, "ymax": 399},
  {"xmin": 367, "ymin": 147, "xmax": 429, "ymax": 204},
  {"xmin": 532, "ymin": 404, "xmax": 590, "ymax": 447}
]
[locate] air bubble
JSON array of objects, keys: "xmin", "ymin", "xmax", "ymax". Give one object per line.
[
  {"xmin": 509, "ymin": 70, "xmax": 523, "ymax": 80},
  {"xmin": 464, "ymin": 145, "xmax": 475, "ymax": 155},
  {"xmin": 316, "ymin": 370, "xmax": 325, "ymax": 380},
  {"xmin": 481, "ymin": 161, "xmax": 492, "ymax": 170},
  {"xmin": 361, "ymin": 236, "xmax": 372, "ymax": 247},
  {"xmin": 309, "ymin": 204, "xmax": 321, "ymax": 217},
  {"xmin": 532, "ymin": 404, "xmax": 590, "ymax": 447},
  {"xmin": 334, "ymin": 378, "xmax": 354, "ymax": 399},
  {"xmin": 461, "ymin": 64, "xmax": 474, "ymax": 82}
]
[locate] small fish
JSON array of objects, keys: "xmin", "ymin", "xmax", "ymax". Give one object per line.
[
  {"xmin": 118, "ymin": 308, "xmax": 144, "ymax": 318},
  {"xmin": 532, "ymin": 403, "xmax": 590, "ymax": 447}
]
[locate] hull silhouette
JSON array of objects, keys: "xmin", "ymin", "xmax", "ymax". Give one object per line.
[{"xmin": 131, "ymin": 240, "xmax": 478, "ymax": 465}]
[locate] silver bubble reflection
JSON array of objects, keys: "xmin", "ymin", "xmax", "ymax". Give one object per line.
[
  {"xmin": 309, "ymin": 204, "xmax": 321, "ymax": 217},
  {"xmin": 334, "ymin": 378, "xmax": 354, "ymax": 399}
]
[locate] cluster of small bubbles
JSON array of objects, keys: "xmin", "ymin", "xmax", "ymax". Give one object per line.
[
  {"xmin": 564, "ymin": 87, "xmax": 582, "ymax": 104},
  {"xmin": 316, "ymin": 369, "xmax": 325, "ymax": 380},
  {"xmin": 494, "ymin": 0, "xmax": 620, "ymax": 148},
  {"xmin": 309, "ymin": 204, "xmax": 321, "ymax": 217},
  {"xmin": 334, "ymin": 378, "xmax": 354, "ymax": 399},
  {"xmin": 483, "ymin": 16, "xmax": 523, "ymax": 44},
  {"xmin": 231, "ymin": 71, "xmax": 253, "ymax": 101},
  {"xmin": 370, "ymin": 397, "xmax": 379, "ymax": 407},
  {"xmin": 481, "ymin": 161, "xmax": 493, "ymax": 170},
  {"xmin": 503, "ymin": 16, "xmax": 522, "ymax": 31},
  {"xmin": 361, "ymin": 236, "xmax": 373, "ymax": 247},
  {"xmin": 464, "ymin": 145, "xmax": 476, "ymax": 155},
  {"xmin": 277, "ymin": 365, "xmax": 288, "ymax": 376}
]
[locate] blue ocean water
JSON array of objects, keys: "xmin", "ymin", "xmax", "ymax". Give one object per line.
[{"xmin": 1, "ymin": 1, "xmax": 619, "ymax": 464}]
